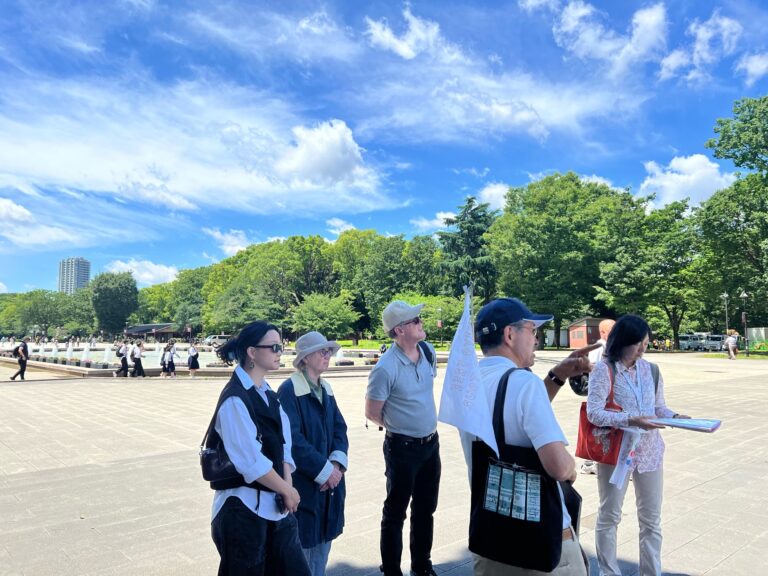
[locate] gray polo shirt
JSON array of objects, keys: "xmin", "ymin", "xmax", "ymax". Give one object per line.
[{"xmin": 366, "ymin": 341, "xmax": 437, "ymax": 438}]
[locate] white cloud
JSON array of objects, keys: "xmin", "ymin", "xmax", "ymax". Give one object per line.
[
  {"xmin": 365, "ymin": 6, "xmax": 444, "ymax": 61},
  {"xmin": 453, "ymin": 167, "xmax": 490, "ymax": 178},
  {"xmin": 275, "ymin": 120, "xmax": 378, "ymax": 191},
  {"xmin": 478, "ymin": 183, "xmax": 509, "ymax": 211},
  {"xmin": 266, "ymin": 236, "xmax": 286, "ymax": 243},
  {"xmin": 0, "ymin": 75, "xmax": 390, "ymax": 218},
  {"xmin": 660, "ymin": 10, "xmax": 743, "ymax": 84},
  {"xmin": 518, "ymin": 0, "xmax": 560, "ymax": 13},
  {"xmin": 736, "ymin": 53, "xmax": 768, "ymax": 86},
  {"xmin": 410, "ymin": 211, "xmax": 455, "ymax": 232},
  {"xmin": 553, "ymin": 1, "xmax": 667, "ymax": 77},
  {"xmin": 355, "ymin": 6, "xmax": 649, "ymax": 144},
  {"xmin": 639, "ymin": 154, "xmax": 736, "ymax": 206},
  {"xmin": 326, "ymin": 217, "xmax": 356, "ymax": 236},
  {"xmin": 0, "ymin": 198, "xmax": 34, "ymax": 222},
  {"xmin": 580, "ymin": 174, "xmax": 614, "ymax": 187},
  {"xmin": 188, "ymin": 8, "xmax": 361, "ymax": 64},
  {"xmin": 659, "ymin": 49, "xmax": 690, "ymax": 80},
  {"xmin": 202, "ymin": 228, "xmax": 252, "ymax": 256},
  {"xmin": 107, "ymin": 259, "xmax": 178, "ymax": 286},
  {"xmin": 0, "ymin": 281, "xmax": 7, "ymax": 293}
]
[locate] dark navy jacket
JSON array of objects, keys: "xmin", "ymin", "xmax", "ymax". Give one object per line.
[{"xmin": 278, "ymin": 372, "xmax": 348, "ymax": 548}]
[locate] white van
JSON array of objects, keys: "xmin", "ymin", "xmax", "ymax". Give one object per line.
[{"xmin": 204, "ymin": 334, "xmax": 231, "ymax": 347}]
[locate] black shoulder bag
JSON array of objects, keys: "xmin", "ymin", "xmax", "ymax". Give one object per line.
[
  {"xmin": 468, "ymin": 367, "xmax": 567, "ymax": 572},
  {"xmin": 199, "ymin": 381, "xmax": 257, "ymax": 484}
]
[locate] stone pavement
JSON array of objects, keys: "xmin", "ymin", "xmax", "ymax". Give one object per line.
[{"xmin": 0, "ymin": 352, "xmax": 765, "ymax": 576}]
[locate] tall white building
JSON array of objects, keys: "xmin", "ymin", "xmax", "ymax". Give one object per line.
[{"xmin": 58, "ymin": 257, "xmax": 91, "ymax": 294}]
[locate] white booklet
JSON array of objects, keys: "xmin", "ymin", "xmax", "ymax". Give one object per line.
[{"xmin": 648, "ymin": 418, "xmax": 722, "ymax": 433}]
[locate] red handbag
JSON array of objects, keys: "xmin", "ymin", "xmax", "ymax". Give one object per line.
[{"xmin": 576, "ymin": 363, "xmax": 623, "ymax": 465}]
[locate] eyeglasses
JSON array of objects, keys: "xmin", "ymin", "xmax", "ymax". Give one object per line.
[
  {"xmin": 253, "ymin": 344, "xmax": 283, "ymax": 353},
  {"xmin": 400, "ymin": 316, "xmax": 422, "ymax": 327},
  {"xmin": 512, "ymin": 323, "xmax": 538, "ymax": 337},
  {"xmin": 318, "ymin": 348, "xmax": 334, "ymax": 358}
]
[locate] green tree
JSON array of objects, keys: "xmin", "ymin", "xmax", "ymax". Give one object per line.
[
  {"xmin": 696, "ymin": 174, "xmax": 768, "ymax": 328},
  {"xmin": 0, "ymin": 294, "xmax": 23, "ymax": 336},
  {"xmin": 208, "ymin": 276, "xmax": 282, "ymax": 334},
  {"xmin": 135, "ymin": 283, "xmax": 174, "ymax": 324},
  {"xmin": 62, "ymin": 288, "xmax": 96, "ymax": 336},
  {"xmin": 488, "ymin": 173, "xmax": 633, "ymax": 345},
  {"xmin": 360, "ymin": 235, "xmax": 410, "ymax": 335},
  {"xmin": 437, "ymin": 196, "xmax": 498, "ymax": 302},
  {"xmin": 91, "ymin": 272, "xmax": 139, "ymax": 334},
  {"xmin": 18, "ymin": 290, "xmax": 68, "ymax": 336},
  {"xmin": 291, "ymin": 292, "xmax": 360, "ymax": 339},
  {"xmin": 171, "ymin": 266, "xmax": 211, "ymax": 334},
  {"xmin": 391, "ymin": 291, "xmax": 469, "ymax": 344},
  {"xmin": 402, "ymin": 235, "xmax": 444, "ymax": 295},
  {"xmin": 598, "ymin": 201, "xmax": 699, "ymax": 348},
  {"xmin": 706, "ymin": 96, "xmax": 768, "ymax": 173}
]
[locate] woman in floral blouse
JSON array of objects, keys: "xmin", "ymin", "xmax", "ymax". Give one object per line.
[{"xmin": 587, "ymin": 314, "xmax": 689, "ymax": 576}]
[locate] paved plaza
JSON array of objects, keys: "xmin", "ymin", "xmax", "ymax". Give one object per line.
[{"xmin": 0, "ymin": 352, "xmax": 766, "ymax": 576}]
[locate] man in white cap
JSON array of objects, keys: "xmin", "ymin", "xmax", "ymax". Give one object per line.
[{"xmin": 366, "ymin": 300, "xmax": 440, "ymax": 576}]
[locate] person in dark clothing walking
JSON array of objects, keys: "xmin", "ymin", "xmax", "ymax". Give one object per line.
[
  {"xmin": 113, "ymin": 340, "xmax": 129, "ymax": 377},
  {"xmin": 131, "ymin": 341, "xmax": 146, "ymax": 377},
  {"xmin": 11, "ymin": 337, "xmax": 30, "ymax": 380}
]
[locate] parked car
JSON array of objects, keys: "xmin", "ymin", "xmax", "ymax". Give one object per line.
[{"xmin": 204, "ymin": 334, "xmax": 231, "ymax": 347}]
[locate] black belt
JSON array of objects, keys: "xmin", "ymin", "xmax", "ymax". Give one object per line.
[{"xmin": 385, "ymin": 431, "xmax": 437, "ymax": 444}]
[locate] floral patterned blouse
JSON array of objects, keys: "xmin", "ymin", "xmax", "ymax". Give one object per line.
[{"xmin": 586, "ymin": 358, "xmax": 677, "ymax": 473}]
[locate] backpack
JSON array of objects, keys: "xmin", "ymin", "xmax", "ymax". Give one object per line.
[
  {"xmin": 116, "ymin": 348, "xmax": 124, "ymax": 358},
  {"xmin": 12, "ymin": 345, "xmax": 21, "ymax": 358}
]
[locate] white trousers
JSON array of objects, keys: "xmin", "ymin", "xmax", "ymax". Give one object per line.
[{"xmin": 595, "ymin": 464, "xmax": 663, "ymax": 576}]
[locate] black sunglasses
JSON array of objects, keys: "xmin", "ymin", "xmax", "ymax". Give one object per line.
[{"xmin": 253, "ymin": 344, "xmax": 283, "ymax": 353}]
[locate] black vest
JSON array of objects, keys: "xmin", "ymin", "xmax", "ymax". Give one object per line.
[{"xmin": 206, "ymin": 373, "xmax": 285, "ymax": 491}]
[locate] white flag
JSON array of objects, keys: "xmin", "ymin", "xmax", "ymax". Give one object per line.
[{"xmin": 438, "ymin": 286, "xmax": 498, "ymax": 456}]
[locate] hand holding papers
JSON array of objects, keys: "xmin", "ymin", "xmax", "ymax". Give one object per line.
[
  {"xmin": 609, "ymin": 428, "xmax": 643, "ymax": 487},
  {"xmin": 648, "ymin": 418, "xmax": 722, "ymax": 433}
]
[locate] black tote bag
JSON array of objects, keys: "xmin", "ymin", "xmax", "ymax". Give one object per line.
[{"xmin": 468, "ymin": 368, "xmax": 566, "ymax": 572}]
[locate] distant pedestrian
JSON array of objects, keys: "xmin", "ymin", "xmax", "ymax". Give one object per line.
[
  {"xmin": 131, "ymin": 341, "xmax": 146, "ymax": 377},
  {"xmin": 162, "ymin": 341, "xmax": 179, "ymax": 378},
  {"xmin": 10, "ymin": 336, "xmax": 30, "ymax": 381},
  {"xmin": 726, "ymin": 330, "xmax": 738, "ymax": 360},
  {"xmin": 113, "ymin": 339, "xmax": 129, "ymax": 377},
  {"xmin": 188, "ymin": 343, "xmax": 200, "ymax": 378}
]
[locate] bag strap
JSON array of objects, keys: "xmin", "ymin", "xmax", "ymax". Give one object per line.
[
  {"xmin": 418, "ymin": 340, "xmax": 435, "ymax": 370},
  {"xmin": 649, "ymin": 362, "xmax": 659, "ymax": 393},
  {"xmin": 200, "ymin": 378, "xmax": 260, "ymax": 448},
  {"xmin": 491, "ymin": 367, "xmax": 521, "ymax": 451}
]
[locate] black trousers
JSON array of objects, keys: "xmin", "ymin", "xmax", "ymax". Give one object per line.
[
  {"xmin": 211, "ymin": 496, "xmax": 311, "ymax": 576},
  {"xmin": 380, "ymin": 433, "xmax": 441, "ymax": 575},
  {"xmin": 117, "ymin": 357, "xmax": 128, "ymax": 377},
  {"xmin": 11, "ymin": 358, "xmax": 27, "ymax": 380},
  {"xmin": 131, "ymin": 358, "xmax": 145, "ymax": 377}
]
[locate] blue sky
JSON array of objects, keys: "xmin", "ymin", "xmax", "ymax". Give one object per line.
[{"xmin": 1, "ymin": 0, "xmax": 766, "ymax": 293}]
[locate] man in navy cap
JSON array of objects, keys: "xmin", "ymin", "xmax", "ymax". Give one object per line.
[{"xmin": 463, "ymin": 297, "xmax": 596, "ymax": 575}]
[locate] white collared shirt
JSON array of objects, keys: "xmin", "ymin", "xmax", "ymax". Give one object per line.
[{"xmin": 211, "ymin": 365, "xmax": 296, "ymax": 522}]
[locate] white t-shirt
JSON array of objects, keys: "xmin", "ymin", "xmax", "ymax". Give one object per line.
[
  {"xmin": 588, "ymin": 339, "xmax": 606, "ymax": 364},
  {"xmin": 460, "ymin": 355, "xmax": 571, "ymax": 529}
]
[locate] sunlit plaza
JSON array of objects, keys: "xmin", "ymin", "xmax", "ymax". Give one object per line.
[{"xmin": 1, "ymin": 351, "xmax": 765, "ymax": 576}]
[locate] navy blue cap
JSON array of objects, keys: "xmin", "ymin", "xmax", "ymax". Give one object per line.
[{"xmin": 474, "ymin": 298, "xmax": 553, "ymax": 338}]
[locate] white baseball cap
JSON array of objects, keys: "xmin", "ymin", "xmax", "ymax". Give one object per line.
[{"xmin": 382, "ymin": 300, "xmax": 425, "ymax": 333}]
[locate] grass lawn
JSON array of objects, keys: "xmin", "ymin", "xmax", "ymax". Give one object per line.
[{"xmin": 702, "ymin": 351, "xmax": 768, "ymax": 360}]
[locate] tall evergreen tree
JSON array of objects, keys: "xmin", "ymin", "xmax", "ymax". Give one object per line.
[{"xmin": 437, "ymin": 196, "xmax": 499, "ymax": 302}]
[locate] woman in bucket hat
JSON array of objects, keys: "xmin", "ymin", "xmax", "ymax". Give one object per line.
[{"xmin": 277, "ymin": 331, "xmax": 349, "ymax": 576}]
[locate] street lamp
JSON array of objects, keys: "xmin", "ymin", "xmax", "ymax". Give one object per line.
[
  {"xmin": 720, "ymin": 292, "xmax": 729, "ymax": 333},
  {"xmin": 740, "ymin": 290, "xmax": 749, "ymax": 357}
]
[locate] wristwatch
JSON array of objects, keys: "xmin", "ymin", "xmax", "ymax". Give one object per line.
[{"xmin": 547, "ymin": 369, "xmax": 565, "ymax": 386}]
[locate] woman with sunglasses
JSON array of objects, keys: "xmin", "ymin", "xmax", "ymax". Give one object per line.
[
  {"xmin": 206, "ymin": 321, "xmax": 310, "ymax": 576},
  {"xmin": 277, "ymin": 332, "xmax": 349, "ymax": 576}
]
